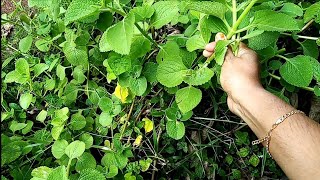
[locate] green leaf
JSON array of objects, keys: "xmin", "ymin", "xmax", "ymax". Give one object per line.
[
  {"xmin": 151, "ymin": 1, "xmax": 179, "ymax": 29},
  {"xmin": 248, "ymin": 154, "xmax": 260, "ymax": 167},
  {"xmin": 19, "ymin": 92, "xmax": 33, "ymax": 109},
  {"xmin": 176, "ymin": 86, "xmax": 202, "ymax": 113},
  {"xmin": 304, "ymin": 2, "xmax": 320, "ymax": 23},
  {"xmin": 56, "ymin": 64, "xmax": 66, "ymax": 80},
  {"xmin": 185, "ymin": 1, "xmax": 227, "ymax": 19},
  {"xmin": 252, "ymin": 10, "xmax": 300, "ymax": 31},
  {"xmin": 280, "ymin": 3, "xmax": 303, "ymax": 17},
  {"xmin": 241, "ymin": 30, "xmax": 264, "ymax": 40},
  {"xmin": 128, "ymin": 36, "xmax": 151, "ymax": 59},
  {"xmin": 78, "ymin": 168, "xmax": 105, "ymax": 180},
  {"xmin": 248, "ymin": 31, "xmax": 279, "ymax": 50},
  {"xmin": 186, "ymin": 35, "xmax": 206, "ymax": 52},
  {"xmin": 51, "ymin": 125, "xmax": 64, "ymax": 140},
  {"xmin": 166, "ymin": 120, "xmax": 185, "ymax": 140},
  {"xmin": 65, "ymin": 140, "xmax": 85, "ymax": 159},
  {"xmin": 237, "ymin": 147, "xmax": 249, "ymax": 157},
  {"xmin": 105, "ymin": 56, "xmax": 131, "ymax": 76},
  {"xmin": 5, "ymin": 58, "xmax": 30, "ymax": 84},
  {"xmin": 300, "ymin": 40, "xmax": 319, "ymax": 59},
  {"xmin": 102, "ymin": 151, "xmax": 128, "ymax": 169},
  {"xmin": 28, "ymin": 0, "xmax": 51, "ymax": 7},
  {"xmin": 33, "ymin": 63, "xmax": 49, "ymax": 77},
  {"xmin": 132, "ymin": 5, "xmax": 154, "ymax": 22},
  {"xmin": 129, "ymin": 76, "xmax": 147, "ymax": 96},
  {"xmin": 180, "ymin": 49, "xmax": 196, "ymax": 68},
  {"xmin": 98, "ymin": 97, "xmax": 113, "ymax": 112},
  {"xmin": 63, "ymin": 42, "xmax": 88, "ymax": 67},
  {"xmin": 143, "ymin": 62, "xmax": 158, "ymax": 83},
  {"xmin": 75, "ymin": 152, "xmax": 97, "ymax": 172},
  {"xmin": 70, "ymin": 113, "xmax": 86, "ymax": 130},
  {"xmin": 73, "ymin": 66, "xmax": 86, "ymax": 84},
  {"xmin": 309, "ymin": 57, "xmax": 320, "ymax": 82},
  {"xmin": 31, "ymin": 166, "xmax": 52, "ymax": 179},
  {"xmin": 225, "ymin": 155, "xmax": 233, "ymax": 165},
  {"xmin": 100, "ymin": 13, "xmax": 135, "ymax": 55},
  {"xmin": 47, "ymin": 166, "xmax": 67, "ymax": 180},
  {"xmin": 184, "ymin": 67, "xmax": 214, "ymax": 86},
  {"xmin": 9, "ymin": 121, "xmax": 27, "ymax": 133},
  {"xmin": 139, "ymin": 158, "xmax": 152, "ymax": 172},
  {"xmin": 157, "ymin": 59, "xmax": 187, "ymax": 87},
  {"xmin": 156, "ymin": 41, "xmax": 180, "ymax": 63},
  {"xmin": 99, "ymin": 112, "xmax": 113, "ymax": 127},
  {"xmin": 19, "ymin": 35, "xmax": 33, "ymax": 53},
  {"xmin": 106, "ymin": 165, "xmax": 118, "ymax": 178},
  {"xmin": 35, "ymin": 39, "xmax": 50, "ymax": 52},
  {"xmin": 202, "ymin": 16, "xmax": 228, "ymax": 34},
  {"xmin": 52, "ymin": 139, "xmax": 68, "ymax": 159},
  {"xmin": 214, "ymin": 40, "xmax": 230, "ymax": 65},
  {"xmin": 79, "ymin": 133, "xmax": 94, "ymax": 149},
  {"xmin": 64, "ymin": 0, "xmax": 101, "ymax": 25},
  {"xmin": 63, "ymin": 83, "xmax": 79, "ymax": 105},
  {"xmin": 22, "ymin": 120, "xmax": 33, "ymax": 135},
  {"xmin": 279, "ymin": 55, "xmax": 313, "ymax": 87},
  {"xmin": 1, "ymin": 144, "xmax": 21, "ymax": 165}
]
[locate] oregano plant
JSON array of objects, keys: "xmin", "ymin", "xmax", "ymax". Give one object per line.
[{"xmin": 1, "ymin": 0, "xmax": 319, "ymax": 179}]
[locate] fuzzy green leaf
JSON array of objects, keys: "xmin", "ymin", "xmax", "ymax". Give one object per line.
[
  {"xmin": 31, "ymin": 166, "xmax": 52, "ymax": 179},
  {"xmin": 101, "ymin": 151, "xmax": 128, "ymax": 169},
  {"xmin": 304, "ymin": 2, "xmax": 320, "ymax": 23},
  {"xmin": 202, "ymin": 16, "xmax": 228, "ymax": 34},
  {"xmin": 300, "ymin": 40, "xmax": 319, "ymax": 59},
  {"xmin": 75, "ymin": 152, "xmax": 97, "ymax": 172},
  {"xmin": 70, "ymin": 113, "xmax": 86, "ymax": 130},
  {"xmin": 143, "ymin": 62, "xmax": 158, "ymax": 83},
  {"xmin": 78, "ymin": 168, "xmax": 105, "ymax": 180},
  {"xmin": 185, "ymin": 1, "xmax": 227, "ymax": 19},
  {"xmin": 156, "ymin": 41, "xmax": 180, "ymax": 63},
  {"xmin": 132, "ymin": 5, "xmax": 154, "ymax": 22},
  {"xmin": 98, "ymin": 97, "xmax": 113, "ymax": 112},
  {"xmin": 176, "ymin": 86, "xmax": 202, "ymax": 113},
  {"xmin": 184, "ymin": 67, "xmax": 214, "ymax": 86},
  {"xmin": 186, "ymin": 35, "xmax": 206, "ymax": 52},
  {"xmin": 130, "ymin": 76, "xmax": 147, "ymax": 96},
  {"xmin": 19, "ymin": 92, "xmax": 33, "ymax": 110},
  {"xmin": 309, "ymin": 57, "xmax": 320, "ymax": 82},
  {"xmin": 47, "ymin": 166, "xmax": 67, "ymax": 180},
  {"xmin": 10, "ymin": 121, "xmax": 27, "ymax": 133},
  {"xmin": 64, "ymin": 0, "xmax": 101, "ymax": 25},
  {"xmin": 166, "ymin": 120, "xmax": 185, "ymax": 140},
  {"xmin": 280, "ymin": 3, "xmax": 303, "ymax": 17},
  {"xmin": 248, "ymin": 31, "xmax": 279, "ymax": 50},
  {"xmin": 214, "ymin": 40, "xmax": 230, "ymax": 65},
  {"xmin": 100, "ymin": 13, "xmax": 135, "ymax": 55},
  {"xmin": 63, "ymin": 42, "xmax": 88, "ymax": 67},
  {"xmin": 252, "ymin": 10, "xmax": 300, "ymax": 31},
  {"xmin": 99, "ymin": 112, "xmax": 113, "ymax": 127},
  {"xmin": 279, "ymin": 55, "xmax": 313, "ymax": 87},
  {"xmin": 79, "ymin": 133, "xmax": 94, "ymax": 149},
  {"xmin": 33, "ymin": 63, "xmax": 49, "ymax": 77},
  {"xmin": 65, "ymin": 140, "xmax": 85, "ymax": 159},
  {"xmin": 151, "ymin": 1, "xmax": 179, "ymax": 29},
  {"xmin": 157, "ymin": 59, "xmax": 187, "ymax": 87},
  {"xmin": 19, "ymin": 35, "xmax": 33, "ymax": 53},
  {"xmin": 52, "ymin": 139, "xmax": 68, "ymax": 159}
]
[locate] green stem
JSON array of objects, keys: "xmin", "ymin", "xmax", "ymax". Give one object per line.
[
  {"xmin": 227, "ymin": 0, "xmax": 258, "ymax": 39},
  {"xmin": 276, "ymin": 54, "xmax": 290, "ymax": 61},
  {"xmin": 134, "ymin": 23, "xmax": 158, "ymax": 47},
  {"xmin": 301, "ymin": 19, "xmax": 314, "ymax": 32},
  {"xmin": 281, "ymin": 33, "xmax": 319, "ymax": 41},
  {"xmin": 66, "ymin": 158, "xmax": 72, "ymax": 177},
  {"xmin": 232, "ymin": 0, "xmax": 237, "ymax": 40}
]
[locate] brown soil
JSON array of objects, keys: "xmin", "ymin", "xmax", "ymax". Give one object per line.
[{"xmin": 1, "ymin": 0, "xmax": 28, "ymax": 14}]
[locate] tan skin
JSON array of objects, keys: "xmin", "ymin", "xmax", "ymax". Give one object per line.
[{"xmin": 203, "ymin": 33, "xmax": 320, "ymax": 179}]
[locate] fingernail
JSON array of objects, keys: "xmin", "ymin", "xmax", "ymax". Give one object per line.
[{"xmin": 215, "ymin": 32, "xmax": 226, "ymax": 41}]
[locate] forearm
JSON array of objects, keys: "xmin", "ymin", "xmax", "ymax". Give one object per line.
[{"xmin": 233, "ymin": 87, "xmax": 320, "ymax": 179}]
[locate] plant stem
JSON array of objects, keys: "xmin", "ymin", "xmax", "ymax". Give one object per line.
[
  {"xmin": 134, "ymin": 23, "xmax": 158, "ymax": 47},
  {"xmin": 301, "ymin": 19, "xmax": 314, "ymax": 32},
  {"xmin": 232, "ymin": 0, "xmax": 237, "ymax": 40},
  {"xmin": 281, "ymin": 32, "xmax": 319, "ymax": 41},
  {"xmin": 268, "ymin": 73, "xmax": 314, "ymax": 92},
  {"xmin": 227, "ymin": 0, "xmax": 258, "ymax": 39},
  {"xmin": 66, "ymin": 158, "xmax": 72, "ymax": 177},
  {"xmin": 276, "ymin": 54, "xmax": 290, "ymax": 61},
  {"xmin": 119, "ymin": 99, "xmax": 135, "ymax": 140}
]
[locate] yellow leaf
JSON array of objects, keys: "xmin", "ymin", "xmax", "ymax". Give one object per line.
[
  {"xmin": 143, "ymin": 118, "xmax": 153, "ymax": 133},
  {"xmin": 133, "ymin": 135, "xmax": 143, "ymax": 147},
  {"xmin": 114, "ymin": 83, "xmax": 129, "ymax": 103}
]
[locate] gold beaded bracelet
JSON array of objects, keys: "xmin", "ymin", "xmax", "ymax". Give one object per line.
[{"xmin": 252, "ymin": 110, "xmax": 305, "ymax": 159}]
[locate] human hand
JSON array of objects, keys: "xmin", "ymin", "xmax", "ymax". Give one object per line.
[{"xmin": 203, "ymin": 33, "xmax": 263, "ymax": 115}]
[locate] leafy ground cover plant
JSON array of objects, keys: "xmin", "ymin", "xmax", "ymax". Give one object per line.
[{"xmin": 1, "ymin": 0, "xmax": 319, "ymax": 179}]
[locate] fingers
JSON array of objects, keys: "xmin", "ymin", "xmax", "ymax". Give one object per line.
[
  {"xmin": 215, "ymin": 33, "xmax": 234, "ymax": 62},
  {"xmin": 203, "ymin": 50, "xmax": 213, "ymax": 57},
  {"xmin": 215, "ymin": 32, "xmax": 226, "ymax": 41},
  {"xmin": 205, "ymin": 42, "xmax": 216, "ymax": 52}
]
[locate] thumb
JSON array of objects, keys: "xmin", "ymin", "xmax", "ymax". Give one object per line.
[{"xmin": 237, "ymin": 42, "xmax": 257, "ymax": 59}]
